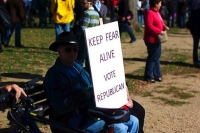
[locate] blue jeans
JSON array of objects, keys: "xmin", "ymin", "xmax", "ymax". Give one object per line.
[
  {"xmin": 179, "ymin": 14, "xmax": 186, "ymax": 28},
  {"xmin": 113, "ymin": 115, "xmax": 139, "ymax": 133},
  {"xmin": 138, "ymin": 14, "xmax": 144, "ymax": 25},
  {"xmin": 144, "ymin": 42, "xmax": 162, "ymax": 80},
  {"xmin": 86, "ymin": 115, "xmax": 139, "ymax": 133},
  {"xmin": 167, "ymin": 12, "xmax": 175, "ymax": 28},
  {"xmin": 86, "ymin": 120, "xmax": 105, "ymax": 132},
  {"xmin": 55, "ymin": 23, "xmax": 70, "ymax": 41},
  {"xmin": 118, "ymin": 19, "xmax": 136, "ymax": 41},
  {"xmin": 5, "ymin": 22, "xmax": 22, "ymax": 47},
  {"xmin": 192, "ymin": 35, "xmax": 200, "ymax": 63}
]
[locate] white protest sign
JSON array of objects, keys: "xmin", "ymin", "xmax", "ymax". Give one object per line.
[{"xmin": 84, "ymin": 21, "xmax": 127, "ymax": 108}]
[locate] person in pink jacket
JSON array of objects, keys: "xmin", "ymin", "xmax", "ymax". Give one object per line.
[{"xmin": 143, "ymin": 0, "xmax": 169, "ymax": 83}]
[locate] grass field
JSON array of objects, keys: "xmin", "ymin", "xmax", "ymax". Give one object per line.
[{"xmin": 0, "ymin": 26, "xmax": 199, "ymax": 95}]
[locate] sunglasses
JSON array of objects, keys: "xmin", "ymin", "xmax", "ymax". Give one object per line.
[{"xmin": 64, "ymin": 47, "xmax": 79, "ymax": 53}]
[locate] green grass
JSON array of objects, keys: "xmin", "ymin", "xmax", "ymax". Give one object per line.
[
  {"xmin": 141, "ymin": 91, "xmax": 153, "ymax": 97},
  {"xmin": 155, "ymin": 97, "xmax": 188, "ymax": 106},
  {"xmin": 124, "ymin": 27, "xmax": 200, "ymax": 105},
  {"xmin": 1, "ymin": 27, "xmax": 199, "ymax": 106},
  {"xmin": 154, "ymin": 86, "xmax": 194, "ymax": 99},
  {"xmin": 0, "ymin": 28, "xmax": 56, "ymax": 75}
]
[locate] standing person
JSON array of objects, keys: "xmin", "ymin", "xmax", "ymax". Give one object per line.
[
  {"xmin": 117, "ymin": 0, "xmax": 137, "ymax": 43},
  {"xmin": 47, "ymin": 0, "xmax": 52, "ymax": 24},
  {"xmin": 186, "ymin": 1, "xmax": 200, "ymax": 67},
  {"xmin": 94, "ymin": 0, "xmax": 107, "ymax": 24},
  {"xmin": 4, "ymin": 0, "xmax": 25, "ymax": 47},
  {"xmin": 0, "ymin": 0, "xmax": 8, "ymax": 52},
  {"xmin": 187, "ymin": 0, "xmax": 199, "ymax": 15},
  {"xmin": 50, "ymin": 0, "xmax": 75, "ymax": 40},
  {"xmin": 137, "ymin": 0, "xmax": 146, "ymax": 28},
  {"xmin": 23, "ymin": 0, "xmax": 32, "ymax": 27},
  {"xmin": 143, "ymin": 0, "xmax": 169, "ymax": 83},
  {"xmin": 43, "ymin": 31, "xmax": 139, "ymax": 133},
  {"xmin": 38, "ymin": 0, "xmax": 48, "ymax": 27},
  {"xmin": 177, "ymin": 0, "xmax": 187, "ymax": 28},
  {"xmin": 166, "ymin": 0, "xmax": 178, "ymax": 28},
  {"xmin": 76, "ymin": 0, "xmax": 100, "ymax": 74}
]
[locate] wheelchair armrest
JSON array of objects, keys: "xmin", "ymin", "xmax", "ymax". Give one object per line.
[{"xmin": 88, "ymin": 107, "xmax": 130, "ymax": 123}]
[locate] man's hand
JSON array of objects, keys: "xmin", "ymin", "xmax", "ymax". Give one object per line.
[{"xmin": 2, "ymin": 84, "xmax": 27, "ymax": 100}]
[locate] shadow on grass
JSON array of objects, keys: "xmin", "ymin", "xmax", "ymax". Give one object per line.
[
  {"xmin": 3, "ymin": 46, "xmax": 49, "ymax": 50},
  {"xmin": 1, "ymin": 73, "xmax": 44, "ymax": 86},
  {"xmin": 123, "ymin": 57, "xmax": 195, "ymax": 67},
  {"xmin": 0, "ymin": 124, "xmax": 29, "ymax": 133},
  {"xmin": 125, "ymin": 74, "xmax": 144, "ymax": 80}
]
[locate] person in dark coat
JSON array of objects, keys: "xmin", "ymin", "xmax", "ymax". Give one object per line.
[
  {"xmin": 94, "ymin": 0, "xmax": 107, "ymax": 24},
  {"xmin": 117, "ymin": 0, "xmax": 137, "ymax": 43},
  {"xmin": 186, "ymin": 1, "xmax": 200, "ymax": 67},
  {"xmin": 166, "ymin": 0, "xmax": 178, "ymax": 28},
  {"xmin": 4, "ymin": 0, "xmax": 26, "ymax": 47},
  {"xmin": 0, "ymin": 0, "xmax": 7, "ymax": 52},
  {"xmin": 177, "ymin": 0, "xmax": 187, "ymax": 28}
]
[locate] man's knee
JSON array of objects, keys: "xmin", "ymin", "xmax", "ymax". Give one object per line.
[
  {"xmin": 130, "ymin": 115, "xmax": 139, "ymax": 125},
  {"xmin": 113, "ymin": 123, "xmax": 128, "ymax": 133}
]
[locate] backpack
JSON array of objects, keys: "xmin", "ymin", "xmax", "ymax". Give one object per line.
[{"xmin": 0, "ymin": 6, "xmax": 11, "ymax": 34}]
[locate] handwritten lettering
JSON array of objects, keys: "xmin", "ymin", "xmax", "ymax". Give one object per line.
[
  {"xmin": 100, "ymin": 49, "xmax": 115, "ymax": 63},
  {"xmin": 103, "ymin": 70, "xmax": 116, "ymax": 81},
  {"xmin": 97, "ymin": 82, "xmax": 125, "ymax": 102},
  {"xmin": 88, "ymin": 35, "xmax": 103, "ymax": 47},
  {"xmin": 105, "ymin": 30, "xmax": 119, "ymax": 41}
]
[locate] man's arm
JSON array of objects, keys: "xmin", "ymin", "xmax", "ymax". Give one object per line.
[{"xmin": 81, "ymin": 11, "xmax": 90, "ymax": 30}]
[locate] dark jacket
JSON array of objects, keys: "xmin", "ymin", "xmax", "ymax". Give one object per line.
[
  {"xmin": 118, "ymin": 0, "xmax": 129, "ymax": 17},
  {"xmin": 187, "ymin": 8, "xmax": 200, "ymax": 36},
  {"xmin": 187, "ymin": 0, "xmax": 199, "ymax": 11},
  {"xmin": 100, "ymin": 3, "xmax": 107, "ymax": 24},
  {"xmin": 6, "ymin": 0, "xmax": 26, "ymax": 23},
  {"xmin": 167, "ymin": 0, "xmax": 178, "ymax": 13},
  {"xmin": 178, "ymin": 0, "xmax": 187, "ymax": 15}
]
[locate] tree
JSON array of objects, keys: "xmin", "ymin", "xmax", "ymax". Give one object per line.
[
  {"xmin": 129, "ymin": 0, "xmax": 137, "ymax": 29},
  {"xmin": 129, "ymin": 0, "xmax": 143, "ymax": 31}
]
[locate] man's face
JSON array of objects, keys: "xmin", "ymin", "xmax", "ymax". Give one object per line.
[
  {"xmin": 81, "ymin": 0, "xmax": 91, "ymax": 9},
  {"xmin": 57, "ymin": 45, "xmax": 79, "ymax": 66}
]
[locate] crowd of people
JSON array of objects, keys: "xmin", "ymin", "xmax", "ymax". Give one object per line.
[{"xmin": 0, "ymin": 0, "xmax": 200, "ymax": 132}]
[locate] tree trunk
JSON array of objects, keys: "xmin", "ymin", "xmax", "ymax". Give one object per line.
[{"xmin": 129, "ymin": 0, "xmax": 142, "ymax": 31}]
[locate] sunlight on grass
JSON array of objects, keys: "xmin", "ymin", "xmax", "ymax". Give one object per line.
[
  {"xmin": 155, "ymin": 97, "xmax": 188, "ymax": 106},
  {"xmin": 154, "ymin": 85, "xmax": 165, "ymax": 89},
  {"xmin": 0, "ymin": 28, "xmax": 57, "ymax": 75},
  {"xmin": 174, "ymin": 92, "xmax": 194, "ymax": 99},
  {"xmin": 153, "ymin": 86, "xmax": 195, "ymax": 100},
  {"xmin": 142, "ymin": 91, "xmax": 153, "ymax": 97}
]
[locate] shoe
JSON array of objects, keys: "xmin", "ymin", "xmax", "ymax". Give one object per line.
[
  {"xmin": 155, "ymin": 77, "xmax": 162, "ymax": 82},
  {"xmin": 144, "ymin": 79, "xmax": 155, "ymax": 83},
  {"xmin": 129, "ymin": 39, "xmax": 136, "ymax": 43}
]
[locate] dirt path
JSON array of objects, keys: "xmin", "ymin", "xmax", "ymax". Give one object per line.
[
  {"xmin": 1, "ymin": 29, "xmax": 200, "ymax": 133},
  {"xmin": 122, "ymin": 29, "xmax": 200, "ymax": 133}
]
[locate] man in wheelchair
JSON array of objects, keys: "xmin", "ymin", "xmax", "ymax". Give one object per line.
[{"xmin": 43, "ymin": 31, "xmax": 139, "ymax": 133}]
